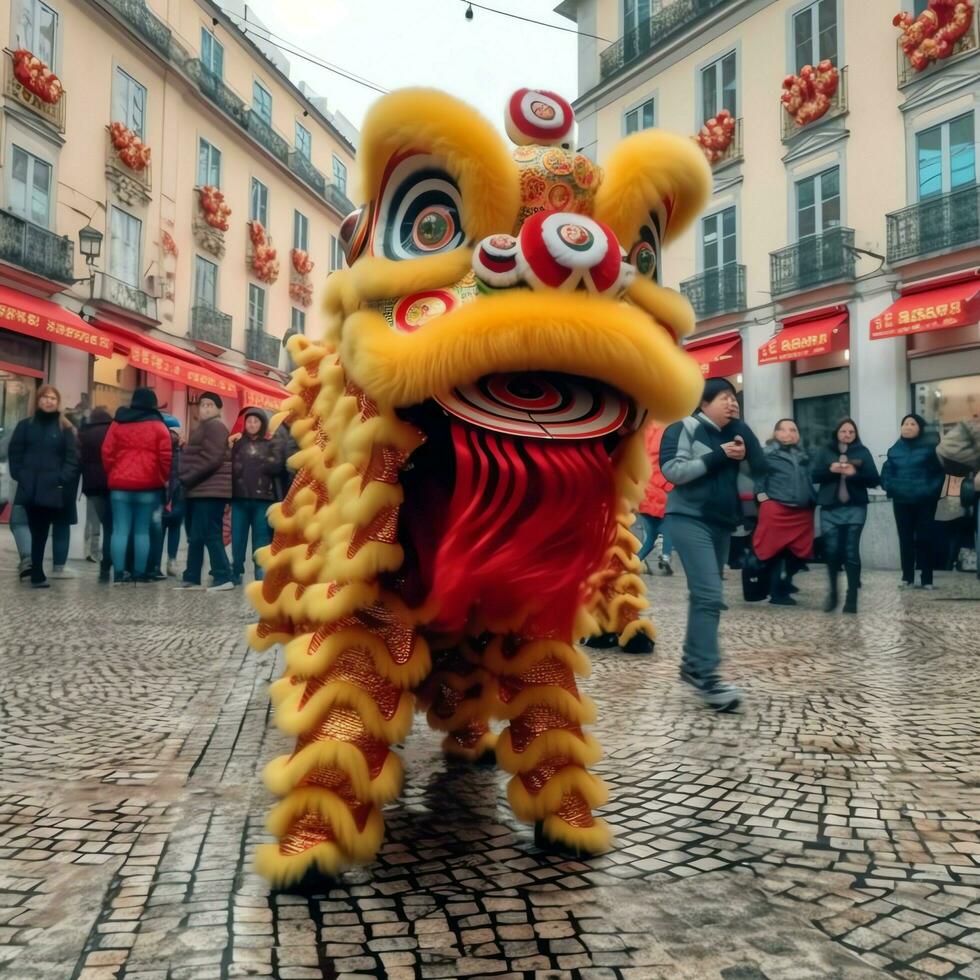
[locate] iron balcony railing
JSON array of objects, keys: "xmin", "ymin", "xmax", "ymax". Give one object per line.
[
  {"xmin": 897, "ymin": 7, "xmax": 979, "ymax": 87},
  {"xmin": 92, "ymin": 272, "xmax": 158, "ymax": 321},
  {"xmin": 599, "ymin": 0, "xmax": 729, "ymax": 81},
  {"xmin": 102, "ymin": 0, "xmax": 173, "ymax": 59},
  {"xmin": 244, "ymin": 110, "xmax": 290, "ymax": 166},
  {"xmin": 184, "ymin": 60, "xmax": 247, "ymax": 125},
  {"xmin": 886, "ymin": 184, "xmax": 980, "ymax": 264},
  {"xmin": 245, "ymin": 328, "xmax": 281, "ymax": 367},
  {"xmin": 680, "ymin": 264, "xmax": 747, "ymax": 319},
  {"xmin": 4, "ymin": 48, "xmax": 66, "ymax": 133},
  {"xmin": 325, "ymin": 183, "xmax": 355, "ymax": 218},
  {"xmin": 288, "ymin": 149, "xmax": 326, "ymax": 196},
  {"xmin": 780, "ymin": 66, "xmax": 848, "ymax": 142},
  {"xmin": 770, "ymin": 226, "xmax": 856, "ymax": 298},
  {"xmin": 190, "ymin": 304, "xmax": 232, "ymax": 348},
  {"xmin": 0, "ymin": 208, "xmax": 74, "ymax": 283}
]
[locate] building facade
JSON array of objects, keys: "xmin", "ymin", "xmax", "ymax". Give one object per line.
[
  {"xmin": 560, "ymin": 0, "xmax": 980, "ymax": 567},
  {"xmin": 0, "ymin": 0, "xmax": 356, "ymax": 472}
]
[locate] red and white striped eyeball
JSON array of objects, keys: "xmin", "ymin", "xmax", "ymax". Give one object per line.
[
  {"xmin": 472, "ymin": 234, "xmax": 522, "ymax": 288},
  {"xmin": 505, "ymin": 89, "xmax": 574, "ymax": 147}
]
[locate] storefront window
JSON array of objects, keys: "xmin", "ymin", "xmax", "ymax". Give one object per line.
[
  {"xmin": 914, "ymin": 375, "xmax": 980, "ymax": 434},
  {"xmin": 794, "ymin": 391, "xmax": 850, "ymax": 450},
  {"xmin": 92, "ymin": 352, "xmax": 139, "ymax": 415},
  {"xmin": 0, "ymin": 370, "xmax": 36, "ymax": 462}
]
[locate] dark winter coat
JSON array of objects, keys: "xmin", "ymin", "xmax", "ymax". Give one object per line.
[
  {"xmin": 270, "ymin": 424, "xmax": 298, "ymax": 501},
  {"xmin": 755, "ymin": 441, "xmax": 815, "ymax": 508},
  {"xmin": 78, "ymin": 411, "xmax": 112, "ymax": 496},
  {"xmin": 881, "ymin": 434, "xmax": 945, "ymax": 503},
  {"xmin": 8, "ymin": 410, "xmax": 80, "ymax": 519},
  {"xmin": 102, "ymin": 407, "xmax": 172, "ymax": 492},
  {"xmin": 660, "ymin": 412, "xmax": 766, "ymax": 528},
  {"xmin": 180, "ymin": 415, "xmax": 232, "ymax": 499},
  {"xmin": 231, "ymin": 411, "xmax": 282, "ymax": 501},
  {"xmin": 811, "ymin": 442, "xmax": 880, "ymax": 509}
]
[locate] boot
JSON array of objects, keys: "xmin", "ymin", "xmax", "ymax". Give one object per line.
[
  {"xmin": 823, "ymin": 564, "xmax": 839, "ymax": 612},
  {"xmin": 842, "ymin": 565, "xmax": 859, "ymax": 614},
  {"xmin": 769, "ymin": 559, "xmax": 796, "ymax": 606}
]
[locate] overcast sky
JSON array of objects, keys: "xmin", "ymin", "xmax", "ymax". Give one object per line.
[{"xmin": 240, "ymin": 0, "xmax": 579, "ymax": 134}]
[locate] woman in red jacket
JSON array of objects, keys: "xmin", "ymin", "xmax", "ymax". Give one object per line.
[
  {"xmin": 101, "ymin": 387, "xmax": 172, "ymax": 583},
  {"xmin": 638, "ymin": 424, "xmax": 674, "ymax": 575}
]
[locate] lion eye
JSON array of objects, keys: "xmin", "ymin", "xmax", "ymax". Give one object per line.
[
  {"xmin": 628, "ymin": 215, "xmax": 662, "ymax": 283},
  {"xmin": 413, "ymin": 207, "xmax": 454, "ymax": 251}
]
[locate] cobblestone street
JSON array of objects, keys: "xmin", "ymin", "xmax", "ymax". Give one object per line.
[{"xmin": 1, "ymin": 545, "xmax": 979, "ymax": 980}]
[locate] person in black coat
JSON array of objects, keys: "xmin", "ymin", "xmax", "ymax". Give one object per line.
[
  {"xmin": 79, "ymin": 406, "xmax": 114, "ymax": 582},
  {"xmin": 7, "ymin": 385, "xmax": 80, "ymax": 588},
  {"xmin": 811, "ymin": 418, "xmax": 880, "ymax": 614}
]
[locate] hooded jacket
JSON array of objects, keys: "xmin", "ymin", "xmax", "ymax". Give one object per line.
[
  {"xmin": 102, "ymin": 406, "xmax": 172, "ymax": 491},
  {"xmin": 78, "ymin": 408, "xmax": 113, "ymax": 496},
  {"xmin": 881, "ymin": 415, "xmax": 945, "ymax": 503},
  {"xmin": 231, "ymin": 410, "xmax": 283, "ymax": 500},
  {"xmin": 755, "ymin": 441, "xmax": 815, "ymax": 508},
  {"xmin": 9, "ymin": 409, "xmax": 79, "ymax": 513},
  {"xmin": 811, "ymin": 440, "xmax": 880, "ymax": 508},
  {"xmin": 180, "ymin": 415, "xmax": 232, "ymax": 499}
]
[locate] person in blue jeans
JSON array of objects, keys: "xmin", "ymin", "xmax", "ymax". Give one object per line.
[
  {"xmin": 660, "ymin": 378, "xmax": 765, "ymax": 711},
  {"xmin": 230, "ymin": 408, "xmax": 282, "ymax": 584}
]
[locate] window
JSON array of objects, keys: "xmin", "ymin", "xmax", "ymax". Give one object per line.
[
  {"xmin": 795, "ymin": 166, "xmax": 840, "ymax": 237},
  {"xmin": 793, "ymin": 0, "xmax": 837, "ymax": 72},
  {"xmin": 250, "ymin": 177, "xmax": 269, "ymax": 226},
  {"xmin": 9, "ymin": 146, "xmax": 52, "ymax": 227},
  {"xmin": 201, "ymin": 27, "xmax": 223, "ymax": 78},
  {"xmin": 252, "ymin": 79, "xmax": 272, "ymax": 124},
  {"xmin": 112, "ymin": 68, "xmax": 147, "ymax": 139},
  {"xmin": 701, "ymin": 51, "xmax": 737, "ymax": 122},
  {"xmin": 197, "ymin": 139, "xmax": 221, "ymax": 187},
  {"xmin": 702, "ymin": 207, "xmax": 737, "ymax": 269},
  {"xmin": 625, "ymin": 98, "xmax": 655, "ymax": 135},
  {"xmin": 295, "ymin": 122, "xmax": 312, "ymax": 160},
  {"xmin": 329, "ymin": 235, "xmax": 343, "ymax": 271},
  {"xmin": 332, "ymin": 156, "xmax": 348, "ymax": 195},
  {"xmin": 17, "ymin": 0, "xmax": 57, "ymax": 66},
  {"xmin": 291, "ymin": 307, "xmax": 306, "ymax": 335},
  {"xmin": 248, "ymin": 283, "xmax": 266, "ymax": 331},
  {"xmin": 293, "ymin": 210, "xmax": 309, "ymax": 251},
  {"xmin": 917, "ymin": 113, "xmax": 976, "ymax": 200},
  {"xmin": 108, "ymin": 207, "xmax": 142, "ymax": 287},
  {"xmin": 913, "ymin": 0, "xmax": 929, "ymax": 14},
  {"xmin": 194, "ymin": 256, "xmax": 218, "ymax": 307}
]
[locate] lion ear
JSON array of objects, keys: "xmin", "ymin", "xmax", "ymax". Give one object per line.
[
  {"xmin": 594, "ymin": 131, "xmax": 711, "ymax": 249},
  {"xmin": 357, "ymin": 88, "xmax": 520, "ymax": 251}
]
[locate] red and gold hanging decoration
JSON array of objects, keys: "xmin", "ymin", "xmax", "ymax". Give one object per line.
[
  {"xmin": 288, "ymin": 281, "xmax": 313, "ymax": 306},
  {"xmin": 12, "ymin": 49, "xmax": 63, "ymax": 104},
  {"xmin": 289, "ymin": 249, "xmax": 314, "ymax": 306},
  {"xmin": 249, "ymin": 221, "xmax": 280, "ymax": 285},
  {"xmin": 894, "ymin": 0, "xmax": 974, "ymax": 72},
  {"xmin": 161, "ymin": 231, "xmax": 178, "ymax": 258},
  {"xmin": 109, "ymin": 122, "xmax": 151, "ymax": 172},
  {"xmin": 198, "ymin": 186, "xmax": 231, "ymax": 232},
  {"xmin": 694, "ymin": 109, "xmax": 736, "ymax": 165},
  {"xmin": 290, "ymin": 249, "xmax": 314, "ymax": 276},
  {"xmin": 781, "ymin": 60, "xmax": 839, "ymax": 128}
]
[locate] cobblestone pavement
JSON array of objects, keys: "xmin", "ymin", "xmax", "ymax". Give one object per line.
[{"xmin": 1, "ymin": 542, "xmax": 979, "ymax": 980}]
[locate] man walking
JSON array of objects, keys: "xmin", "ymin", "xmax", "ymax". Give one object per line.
[
  {"xmin": 177, "ymin": 392, "xmax": 233, "ymax": 592},
  {"xmin": 660, "ymin": 378, "xmax": 765, "ymax": 711}
]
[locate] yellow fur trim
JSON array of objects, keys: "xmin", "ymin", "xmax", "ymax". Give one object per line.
[
  {"xmin": 495, "ymin": 729, "xmax": 603, "ymax": 774},
  {"xmin": 496, "ymin": 689, "xmax": 597, "ymax": 726},
  {"xmin": 481, "ymin": 637, "xmax": 591, "ymax": 679},
  {"xmin": 263, "ymin": 744, "xmax": 403, "ymax": 804},
  {"xmin": 266, "ymin": 789, "xmax": 384, "ymax": 862},
  {"xmin": 507, "ymin": 768, "xmax": 609, "ymax": 821},
  {"xmin": 340, "ymin": 293, "xmax": 704, "ymax": 425},
  {"xmin": 247, "ymin": 623, "xmax": 294, "ymax": 652},
  {"xmin": 342, "ymin": 252, "xmax": 475, "ymax": 308},
  {"xmin": 594, "ymin": 129, "xmax": 711, "ymax": 246},
  {"xmin": 254, "ymin": 841, "xmax": 346, "ymax": 886},
  {"xmin": 424, "ymin": 674, "xmax": 499, "ymax": 732},
  {"xmin": 358, "ymin": 88, "xmax": 520, "ymax": 243},
  {"xmin": 539, "ymin": 814, "xmax": 612, "ymax": 855},
  {"xmin": 441, "ymin": 729, "xmax": 497, "ymax": 762},
  {"xmin": 619, "ymin": 618, "xmax": 656, "ymax": 645},
  {"xmin": 626, "ymin": 276, "xmax": 697, "ymax": 340}
]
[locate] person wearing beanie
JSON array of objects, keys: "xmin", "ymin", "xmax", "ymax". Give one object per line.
[
  {"xmin": 147, "ymin": 414, "xmax": 185, "ymax": 579},
  {"xmin": 659, "ymin": 377, "xmax": 765, "ymax": 711},
  {"xmin": 101, "ymin": 387, "xmax": 172, "ymax": 584},
  {"xmin": 79, "ymin": 406, "xmax": 114, "ymax": 582},
  {"xmin": 881, "ymin": 412, "xmax": 944, "ymax": 589},
  {"xmin": 177, "ymin": 392, "xmax": 233, "ymax": 591}
]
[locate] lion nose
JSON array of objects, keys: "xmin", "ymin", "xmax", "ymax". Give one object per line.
[{"xmin": 473, "ymin": 212, "xmax": 631, "ymax": 296}]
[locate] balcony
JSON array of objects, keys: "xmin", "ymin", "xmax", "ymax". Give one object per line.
[
  {"xmin": 770, "ymin": 226, "xmax": 856, "ymax": 298},
  {"xmin": 887, "ymin": 184, "xmax": 980, "ymax": 265},
  {"xmin": 91, "ymin": 272, "xmax": 158, "ymax": 323},
  {"xmin": 780, "ymin": 66, "xmax": 848, "ymax": 143},
  {"xmin": 680, "ymin": 264, "xmax": 746, "ymax": 319},
  {"xmin": 709, "ymin": 117, "xmax": 743, "ymax": 170},
  {"xmin": 287, "ymin": 149, "xmax": 326, "ymax": 195},
  {"xmin": 325, "ymin": 183, "xmax": 355, "ymax": 218},
  {"xmin": 245, "ymin": 328, "xmax": 281, "ymax": 367},
  {"xmin": 599, "ymin": 0, "xmax": 730, "ymax": 82},
  {"xmin": 897, "ymin": 7, "xmax": 979, "ymax": 88},
  {"xmin": 4, "ymin": 49, "xmax": 66, "ymax": 133},
  {"xmin": 244, "ymin": 110, "xmax": 290, "ymax": 165},
  {"xmin": 184, "ymin": 60, "xmax": 247, "ymax": 125},
  {"xmin": 0, "ymin": 209, "xmax": 74, "ymax": 284},
  {"xmin": 190, "ymin": 304, "xmax": 232, "ymax": 348},
  {"xmin": 102, "ymin": 0, "xmax": 173, "ymax": 60}
]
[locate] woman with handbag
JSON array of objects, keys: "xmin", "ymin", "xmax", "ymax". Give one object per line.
[{"xmin": 7, "ymin": 385, "xmax": 80, "ymax": 588}]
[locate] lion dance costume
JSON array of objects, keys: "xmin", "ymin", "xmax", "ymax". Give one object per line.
[{"xmin": 249, "ymin": 88, "xmax": 710, "ymax": 884}]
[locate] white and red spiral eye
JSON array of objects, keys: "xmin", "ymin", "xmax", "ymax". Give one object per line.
[
  {"xmin": 505, "ymin": 89, "xmax": 574, "ymax": 146},
  {"xmin": 473, "ymin": 234, "xmax": 522, "ymax": 288}
]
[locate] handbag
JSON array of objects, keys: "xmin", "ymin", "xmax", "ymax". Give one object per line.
[
  {"xmin": 935, "ymin": 475, "xmax": 965, "ymax": 522},
  {"xmin": 741, "ymin": 551, "xmax": 770, "ymax": 602}
]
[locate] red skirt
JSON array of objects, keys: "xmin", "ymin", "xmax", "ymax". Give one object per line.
[{"xmin": 752, "ymin": 500, "xmax": 815, "ymax": 561}]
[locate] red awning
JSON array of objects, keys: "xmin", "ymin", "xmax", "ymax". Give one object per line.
[
  {"xmin": 685, "ymin": 333, "xmax": 742, "ymax": 379},
  {"xmin": 0, "ymin": 285, "xmax": 114, "ymax": 357},
  {"xmin": 759, "ymin": 308, "xmax": 849, "ymax": 365},
  {"xmin": 870, "ymin": 273, "xmax": 980, "ymax": 340}
]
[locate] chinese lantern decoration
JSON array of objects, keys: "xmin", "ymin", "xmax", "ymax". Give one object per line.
[
  {"xmin": 290, "ymin": 249, "xmax": 314, "ymax": 276},
  {"xmin": 781, "ymin": 60, "xmax": 840, "ymax": 128},
  {"xmin": 694, "ymin": 109, "xmax": 736, "ymax": 164},
  {"xmin": 289, "ymin": 281, "xmax": 313, "ymax": 306},
  {"xmin": 249, "ymin": 222, "xmax": 280, "ymax": 284},
  {"xmin": 198, "ymin": 186, "xmax": 231, "ymax": 232},
  {"xmin": 162, "ymin": 231, "xmax": 178, "ymax": 258},
  {"xmin": 109, "ymin": 122, "xmax": 151, "ymax": 172},
  {"xmin": 894, "ymin": 0, "xmax": 974, "ymax": 72},
  {"xmin": 12, "ymin": 49, "xmax": 63, "ymax": 105}
]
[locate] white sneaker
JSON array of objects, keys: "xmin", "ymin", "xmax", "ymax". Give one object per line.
[
  {"xmin": 207, "ymin": 581, "xmax": 235, "ymax": 592},
  {"xmin": 50, "ymin": 565, "xmax": 77, "ymax": 579},
  {"xmin": 166, "ymin": 560, "xmax": 179, "ymax": 577}
]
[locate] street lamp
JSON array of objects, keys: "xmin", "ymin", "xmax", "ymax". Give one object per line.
[{"xmin": 78, "ymin": 224, "xmax": 103, "ymax": 267}]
